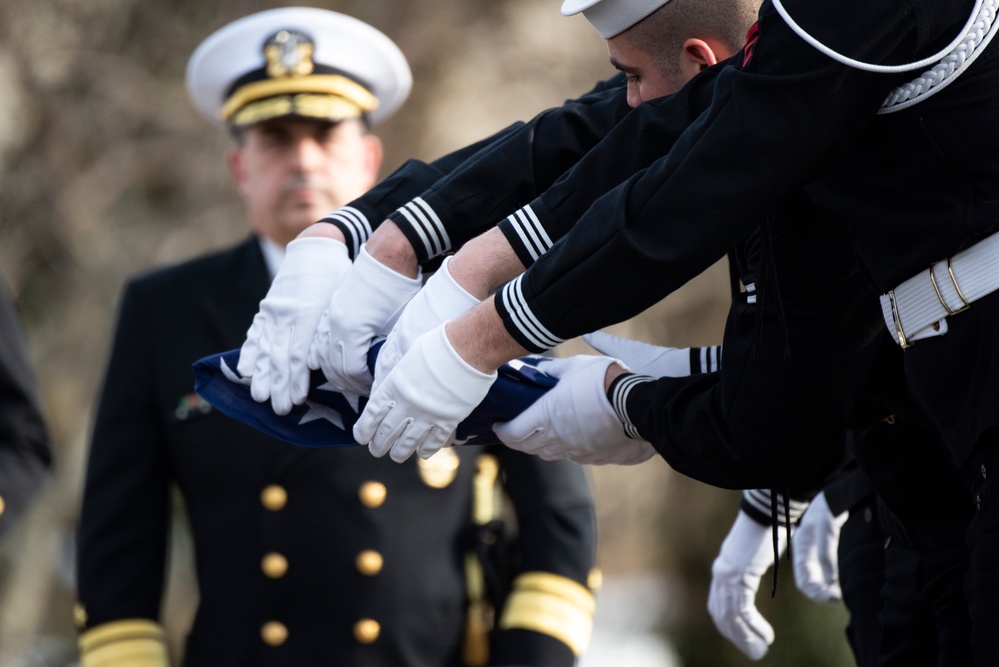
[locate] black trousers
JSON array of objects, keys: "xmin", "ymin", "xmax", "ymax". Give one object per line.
[
  {"xmin": 838, "ymin": 498, "xmax": 885, "ymax": 667},
  {"xmin": 878, "ymin": 537, "xmax": 972, "ymax": 667},
  {"xmin": 903, "ymin": 292, "xmax": 999, "ymax": 666},
  {"xmin": 963, "ymin": 434, "xmax": 999, "ymax": 667},
  {"xmin": 846, "ymin": 417, "xmax": 975, "ymax": 667}
]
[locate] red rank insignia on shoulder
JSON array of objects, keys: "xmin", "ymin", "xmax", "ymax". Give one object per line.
[{"xmin": 742, "ymin": 22, "xmax": 760, "ymax": 67}]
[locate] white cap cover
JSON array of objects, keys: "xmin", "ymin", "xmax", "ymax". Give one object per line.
[
  {"xmin": 561, "ymin": 0, "xmax": 673, "ymax": 38},
  {"xmin": 186, "ymin": 7, "xmax": 412, "ymax": 127}
]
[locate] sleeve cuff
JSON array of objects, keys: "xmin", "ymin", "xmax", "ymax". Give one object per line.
[
  {"xmin": 319, "ymin": 206, "xmax": 372, "ymax": 259},
  {"xmin": 388, "ymin": 196, "xmax": 454, "ymax": 263},
  {"xmin": 497, "ymin": 203, "xmax": 556, "ymax": 269},
  {"xmin": 607, "ymin": 373, "xmax": 656, "ymax": 441},
  {"xmin": 496, "ymin": 572, "xmax": 596, "ymax": 657},
  {"xmin": 740, "ymin": 488, "xmax": 810, "ymax": 527},
  {"xmin": 690, "ymin": 345, "xmax": 723, "ymax": 373},
  {"xmin": 495, "ymin": 276, "xmax": 567, "ymax": 353},
  {"xmin": 78, "ymin": 619, "xmax": 169, "ymax": 667}
]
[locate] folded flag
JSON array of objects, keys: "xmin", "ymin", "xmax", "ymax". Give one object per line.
[{"xmin": 192, "ymin": 343, "xmax": 557, "ymax": 448}]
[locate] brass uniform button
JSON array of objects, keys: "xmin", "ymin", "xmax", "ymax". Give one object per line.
[
  {"xmin": 353, "ymin": 618, "xmax": 381, "ymax": 644},
  {"xmin": 0, "ymin": 494, "xmax": 5, "ymax": 516},
  {"xmin": 261, "ymin": 621, "xmax": 288, "ymax": 646},
  {"xmin": 261, "ymin": 552, "xmax": 289, "ymax": 579},
  {"xmin": 418, "ymin": 447, "xmax": 460, "ymax": 488},
  {"xmin": 261, "ymin": 485, "xmax": 287, "ymax": 511},
  {"xmin": 355, "ymin": 550, "xmax": 383, "ymax": 576},
  {"xmin": 358, "ymin": 482, "xmax": 387, "ymax": 508}
]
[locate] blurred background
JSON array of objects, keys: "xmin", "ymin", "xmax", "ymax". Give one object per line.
[{"xmin": 0, "ymin": 0, "xmax": 852, "ymax": 665}]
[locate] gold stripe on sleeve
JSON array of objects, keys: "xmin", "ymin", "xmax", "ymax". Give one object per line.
[
  {"xmin": 78, "ymin": 619, "xmax": 169, "ymax": 667},
  {"xmin": 497, "ymin": 572, "xmax": 596, "ymax": 656}
]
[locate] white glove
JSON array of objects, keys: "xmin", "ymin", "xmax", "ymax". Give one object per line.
[
  {"xmin": 583, "ymin": 330, "xmax": 697, "ymax": 378},
  {"xmin": 792, "ymin": 491, "xmax": 847, "ymax": 604},
  {"xmin": 373, "ymin": 256, "xmax": 480, "ymax": 388},
  {"xmin": 237, "ymin": 237, "xmax": 351, "ymax": 415},
  {"xmin": 708, "ymin": 510, "xmax": 786, "ymax": 661},
  {"xmin": 308, "ymin": 244, "xmax": 423, "ymax": 396},
  {"xmin": 354, "ymin": 323, "xmax": 497, "ymax": 463},
  {"xmin": 494, "ymin": 355, "xmax": 655, "ymax": 466}
]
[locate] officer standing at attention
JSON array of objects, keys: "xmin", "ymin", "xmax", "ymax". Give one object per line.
[{"xmin": 74, "ymin": 8, "xmax": 598, "ymax": 667}]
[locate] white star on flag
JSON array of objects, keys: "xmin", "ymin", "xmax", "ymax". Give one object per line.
[{"xmin": 298, "ymin": 400, "xmax": 345, "ymax": 429}]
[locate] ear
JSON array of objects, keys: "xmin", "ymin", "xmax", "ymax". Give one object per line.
[
  {"xmin": 227, "ymin": 148, "xmax": 248, "ymax": 196},
  {"xmin": 678, "ymin": 38, "xmax": 720, "ymax": 78}
]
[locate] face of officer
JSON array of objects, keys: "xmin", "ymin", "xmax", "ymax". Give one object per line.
[
  {"xmin": 608, "ymin": 32, "xmax": 733, "ymax": 107},
  {"xmin": 228, "ymin": 116, "xmax": 383, "ymax": 247}
]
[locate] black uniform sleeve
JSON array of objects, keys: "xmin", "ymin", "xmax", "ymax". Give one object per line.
[
  {"xmin": 739, "ymin": 445, "xmax": 854, "ymax": 527},
  {"xmin": 495, "ymin": 0, "xmax": 960, "ymax": 353},
  {"xmin": 606, "ymin": 183, "xmax": 888, "ymax": 489},
  {"xmin": 488, "ymin": 448, "xmax": 598, "ymax": 667},
  {"xmin": 0, "ymin": 277, "xmax": 52, "ymax": 538},
  {"xmin": 321, "ymin": 123, "xmax": 526, "ymax": 258},
  {"xmin": 76, "ymin": 280, "xmax": 172, "ymax": 629},
  {"xmin": 822, "ymin": 463, "xmax": 875, "ymax": 517},
  {"xmin": 607, "ymin": 274, "xmax": 885, "ymax": 490},
  {"xmin": 495, "ymin": 66, "xmax": 721, "ymax": 269},
  {"xmin": 386, "ymin": 75, "xmax": 632, "ymax": 264}
]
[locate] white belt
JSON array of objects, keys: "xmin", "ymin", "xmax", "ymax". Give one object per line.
[{"xmin": 880, "ymin": 228, "xmax": 999, "ymax": 347}]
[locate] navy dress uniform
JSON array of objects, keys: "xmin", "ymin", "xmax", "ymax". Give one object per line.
[{"xmin": 74, "ymin": 8, "xmax": 598, "ymax": 667}]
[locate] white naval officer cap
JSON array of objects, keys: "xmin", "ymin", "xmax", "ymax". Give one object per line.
[
  {"xmin": 561, "ymin": 0, "xmax": 673, "ymax": 38},
  {"xmin": 185, "ymin": 7, "xmax": 412, "ymax": 129}
]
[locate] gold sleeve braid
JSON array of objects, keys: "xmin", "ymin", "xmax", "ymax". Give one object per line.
[
  {"xmin": 498, "ymin": 572, "xmax": 596, "ymax": 657},
  {"xmin": 78, "ymin": 619, "xmax": 169, "ymax": 667}
]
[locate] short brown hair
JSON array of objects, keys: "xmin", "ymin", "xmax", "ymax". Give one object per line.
[{"xmin": 623, "ymin": 0, "xmax": 761, "ymax": 78}]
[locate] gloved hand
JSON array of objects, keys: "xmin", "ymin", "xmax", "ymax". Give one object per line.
[
  {"xmin": 237, "ymin": 237, "xmax": 351, "ymax": 415},
  {"xmin": 792, "ymin": 491, "xmax": 847, "ymax": 604},
  {"xmin": 354, "ymin": 323, "xmax": 497, "ymax": 463},
  {"xmin": 373, "ymin": 256, "xmax": 480, "ymax": 388},
  {"xmin": 582, "ymin": 330, "xmax": 699, "ymax": 378},
  {"xmin": 494, "ymin": 355, "xmax": 655, "ymax": 465},
  {"xmin": 308, "ymin": 244, "xmax": 422, "ymax": 396},
  {"xmin": 707, "ymin": 510, "xmax": 786, "ymax": 661}
]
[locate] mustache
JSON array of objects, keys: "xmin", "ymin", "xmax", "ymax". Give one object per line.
[{"xmin": 281, "ymin": 174, "xmax": 333, "ymax": 195}]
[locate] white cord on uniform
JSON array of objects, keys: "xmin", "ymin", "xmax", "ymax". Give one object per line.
[
  {"xmin": 880, "ymin": 0, "xmax": 999, "ymax": 112},
  {"xmin": 770, "ymin": 0, "xmax": 984, "ymax": 72},
  {"xmin": 769, "ymin": 0, "xmax": 999, "ymax": 112}
]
